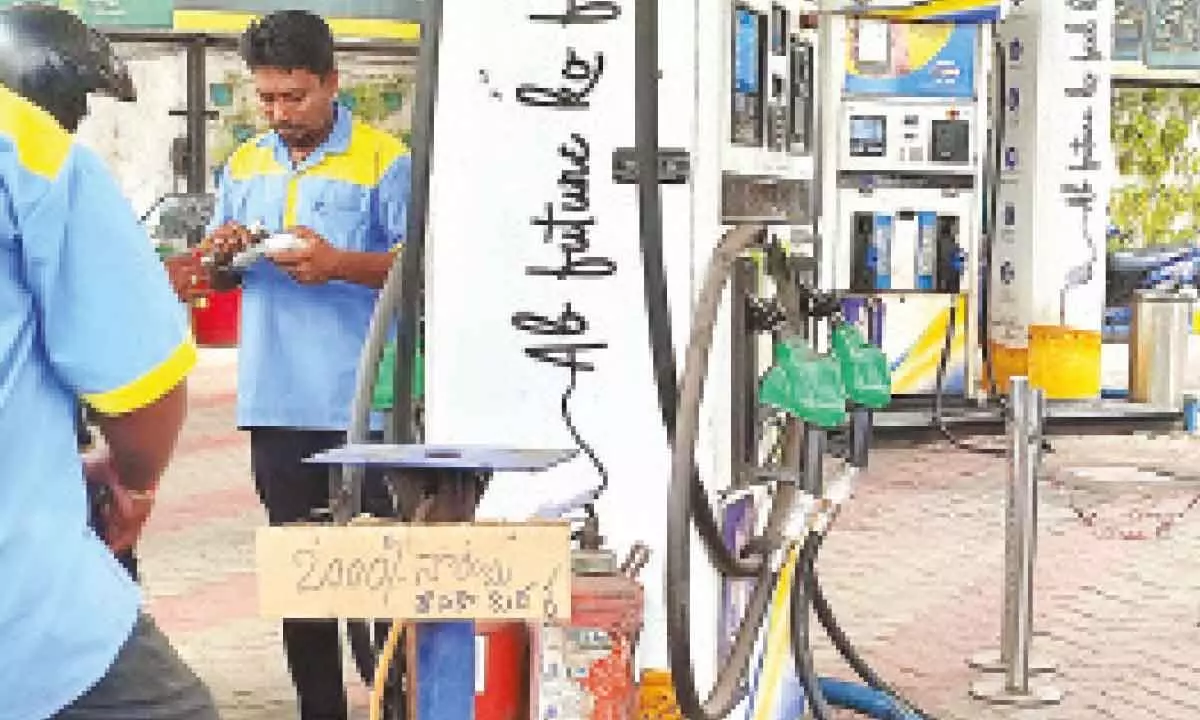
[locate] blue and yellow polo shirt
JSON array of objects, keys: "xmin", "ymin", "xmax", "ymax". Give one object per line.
[
  {"xmin": 209, "ymin": 103, "xmax": 410, "ymax": 430},
  {"xmin": 0, "ymin": 85, "xmax": 196, "ymax": 718}
]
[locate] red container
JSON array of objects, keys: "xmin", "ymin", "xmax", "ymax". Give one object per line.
[
  {"xmin": 475, "ymin": 622, "xmax": 529, "ymax": 720},
  {"xmin": 192, "ymin": 287, "xmax": 241, "ymax": 347},
  {"xmin": 529, "ymin": 551, "xmax": 645, "ymax": 720}
]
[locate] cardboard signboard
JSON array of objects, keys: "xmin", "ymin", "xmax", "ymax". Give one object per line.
[{"xmin": 256, "ymin": 522, "xmax": 572, "ymax": 622}]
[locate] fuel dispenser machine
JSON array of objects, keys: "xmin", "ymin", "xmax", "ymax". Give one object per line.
[{"xmin": 823, "ymin": 17, "xmax": 990, "ymax": 396}]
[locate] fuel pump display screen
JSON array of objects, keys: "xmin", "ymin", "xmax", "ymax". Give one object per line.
[
  {"xmin": 848, "ymin": 115, "xmax": 886, "ymax": 157},
  {"xmin": 930, "ymin": 119, "xmax": 970, "ymax": 163},
  {"xmin": 732, "ymin": 6, "xmax": 765, "ymax": 146}
]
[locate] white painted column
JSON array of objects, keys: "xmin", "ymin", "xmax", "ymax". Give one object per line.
[{"xmin": 992, "ymin": 0, "xmax": 1111, "ymax": 393}]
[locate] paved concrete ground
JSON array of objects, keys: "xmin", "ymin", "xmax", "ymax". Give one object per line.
[{"xmin": 143, "ymin": 348, "xmax": 1200, "ymax": 719}]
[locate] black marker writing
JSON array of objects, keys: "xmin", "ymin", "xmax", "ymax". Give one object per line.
[
  {"xmin": 292, "ymin": 541, "xmax": 406, "ymax": 605},
  {"xmin": 513, "ymin": 302, "xmax": 589, "ymax": 336},
  {"xmin": 558, "ymin": 133, "xmax": 590, "ymax": 211},
  {"xmin": 528, "ymin": 203, "xmax": 617, "ymax": 280},
  {"xmin": 512, "ymin": 303, "xmax": 607, "ymax": 372},
  {"xmin": 512, "ymin": 12, "xmax": 621, "ymax": 499},
  {"xmin": 528, "ymin": 0, "xmax": 622, "ymax": 25},
  {"xmin": 516, "ymin": 48, "xmax": 605, "ymax": 109}
]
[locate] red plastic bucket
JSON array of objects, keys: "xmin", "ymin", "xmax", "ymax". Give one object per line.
[{"xmin": 191, "ymin": 287, "xmax": 241, "ymax": 347}]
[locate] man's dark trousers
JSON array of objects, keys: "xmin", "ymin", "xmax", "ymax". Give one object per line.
[
  {"xmin": 250, "ymin": 428, "xmax": 392, "ymax": 720},
  {"xmin": 53, "ymin": 614, "xmax": 218, "ymax": 720}
]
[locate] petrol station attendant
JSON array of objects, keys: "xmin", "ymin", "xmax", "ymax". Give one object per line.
[
  {"xmin": 196, "ymin": 10, "xmax": 410, "ymax": 720},
  {"xmin": 0, "ymin": 5, "xmax": 217, "ymax": 719}
]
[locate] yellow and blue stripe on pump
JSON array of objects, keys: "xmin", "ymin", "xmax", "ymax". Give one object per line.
[
  {"xmin": 861, "ymin": 0, "xmax": 1005, "ymax": 23},
  {"xmin": 745, "ymin": 546, "xmax": 806, "ymax": 719},
  {"xmin": 211, "ymin": 101, "xmax": 410, "ymax": 430}
]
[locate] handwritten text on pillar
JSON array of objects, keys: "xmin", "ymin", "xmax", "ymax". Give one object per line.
[{"xmin": 509, "ymin": 1, "xmax": 622, "ymax": 488}]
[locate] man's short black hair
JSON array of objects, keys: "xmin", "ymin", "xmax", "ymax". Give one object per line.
[{"xmin": 239, "ymin": 10, "xmax": 335, "ymax": 76}]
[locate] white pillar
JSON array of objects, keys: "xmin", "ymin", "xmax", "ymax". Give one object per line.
[{"xmin": 991, "ymin": 0, "xmax": 1111, "ymax": 397}]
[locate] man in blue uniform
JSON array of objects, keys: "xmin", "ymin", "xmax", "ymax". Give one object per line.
[
  {"xmin": 187, "ymin": 10, "xmax": 410, "ymax": 720},
  {"xmin": 0, "ymin": 5, "xmax": 217, "ymax": 719}
]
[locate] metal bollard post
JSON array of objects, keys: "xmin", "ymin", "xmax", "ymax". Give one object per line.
[
  {"xmin": 969, "ymin": 378, "xmax": 1062, "ymax": 706},
  {"xmin": 1008, "ymin": 382, "xmax": 1040, "ymax": 693}
]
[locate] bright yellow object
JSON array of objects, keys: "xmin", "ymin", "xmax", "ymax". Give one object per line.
[
  {"xmin": 369, "ymin": 622, "xmax": 405, "ymax": 720},
  {"xmin": 986, "ymin": 342, "xmax": 1028, "ymax": 395},
  {"xmin": 172, "ymin": 10, "xmax": 419, "ymax": 40},
  {"xmin": 1028, "ymin": 325, "xmax": 1102, "ymax": 399},
  {"xmin": 638, "ymin": 669, "xmax": 683, "ymax": 719},
  {"xmin": 890, "ymin": 295, "xmax": 966, "ymax": 394}
]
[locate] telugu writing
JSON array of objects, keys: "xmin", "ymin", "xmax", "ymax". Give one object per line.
[
  {"xmin": 288, "ymin": 534, "xmax": 560, "ymax": 618},
  {"xmin": 510, "ymin": 3, "xmax": 623, "ymax": 492},
  {"xmin": 293, "ymin": 538, "xmax": 512, "ymax": 591},
  {"xmin": 414, "ymin": 566, "xmax": 563, "ymax": 619}
]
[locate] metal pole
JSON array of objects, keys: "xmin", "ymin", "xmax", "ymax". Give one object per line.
[
  {"xmin": 390, "ymin": 0, "xmax": 444, "ymax": 446},
  {"xmin": 803, "ymin": 424, "xmax": 825, "ymax": 495},
  {"xmin": 1006, "ymin": 378, "xmax": 1034, "ymax": 693},
  {"xmin": 1000, "ymin": 377, "xmax": 1029, "ymax": 684},
  {"xmin": 184, "ymin": 37, "xmax": 207, "ymax": 196},
  {"xmin": 183, "ymin": 37, "xmax": 208, "ymax": 248},
  {"xmin": 970, "ymin": 378, "xmax": 1061, "ymax": 706}
]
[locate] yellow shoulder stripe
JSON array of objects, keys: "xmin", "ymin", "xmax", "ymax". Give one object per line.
[
  {"xmin": 308, "ymin": 122, "xmax": 408, "ymax": 187},
  {"xmin": 83, "ymin": 338, "xmax": 198, "ymax": 415},
  {"xmin": 227, "ymin": 136, "xmax": 284, "ymax": 181},
  {"xmin": 0, "ymin": 85, "xmax": 73, "ymax": 180}
]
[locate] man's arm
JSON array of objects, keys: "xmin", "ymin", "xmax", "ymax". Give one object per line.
[
  {"xmin": 93, "ymin": 384, "xmax": 188, "ymax": 493},
  {"xmin": 330, "ymin": 247, "xmax": 397, "ymax": 289},
  {"xmin": 273, "ymin": 153, "xmax": 410, "ymax": 289},
  {"xmin": 332, "ymin": 153, "xmax": 411, "ymax": 288},
  {"xmin": 20, "ymin": 141, "xmax": 196, "ymax": 494}
]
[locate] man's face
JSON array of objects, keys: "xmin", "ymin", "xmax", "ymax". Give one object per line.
[{"xmin": 251, "ymin": 66, "xmax": 337, "ymax": 148}]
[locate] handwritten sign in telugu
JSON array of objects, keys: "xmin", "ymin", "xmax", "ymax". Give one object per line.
[{"xmin": 255, "ymin": 522, "xmax": 572, "ymax": 621}]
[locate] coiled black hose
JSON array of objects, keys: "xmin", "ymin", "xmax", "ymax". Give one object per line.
[
  {"xmin": 933, "ymin": 301, "xmax": 1006, "ymax": 457},
  {"xmin": 633, "ymin": 0, "xmax": 759, "ymax": 581},
  {"xmin": 667, "ymin": 225, "xmax": 800, "ymax": 719},
  {"xmin": 791, "ymin": 534, "xmax": 835, "ymax": 720}
]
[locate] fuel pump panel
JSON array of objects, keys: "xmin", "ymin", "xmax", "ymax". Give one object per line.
[
  {"xmin": 840, "ymin": 101, "xmax": 976, "ymax": 174},
  {"xmin": 721, "ymin": 0, "xmax": 815, "ymax": 226},
  {"xmin": 824, "ymin": 16, "xmax": 988, "ymax": 396}
]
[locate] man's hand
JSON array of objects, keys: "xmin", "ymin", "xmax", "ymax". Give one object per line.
[
  {"xmin": 203, "ymin": 221, "xmax": 255, "ymax": 263},
  {"xmin": 103, "ymin": 484, "xmax": 157, "ymax": 553},
  {"xmin": 162, "ymin": 251, "xmax": 207, "ymax": 302},
  {"xmin": 83, "ymin": 448, "xmax": 157, "ymax": 553},
  {"xmin": 269, "ymin": 226, "xmax": 343, "ymax": 285}
]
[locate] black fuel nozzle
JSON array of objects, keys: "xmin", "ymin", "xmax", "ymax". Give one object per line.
[
  {"xmin": 797, "ymin": 287, "xmax": 843, "ymax": 319},
  {"xmin": 747, "ymin": 296, "xmax": 787, "ymax": 334}
]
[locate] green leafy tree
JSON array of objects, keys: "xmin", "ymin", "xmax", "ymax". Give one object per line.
[{"xmin": 1110, "ymin": 87, "xmax": 1200, "ymax": 249}]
